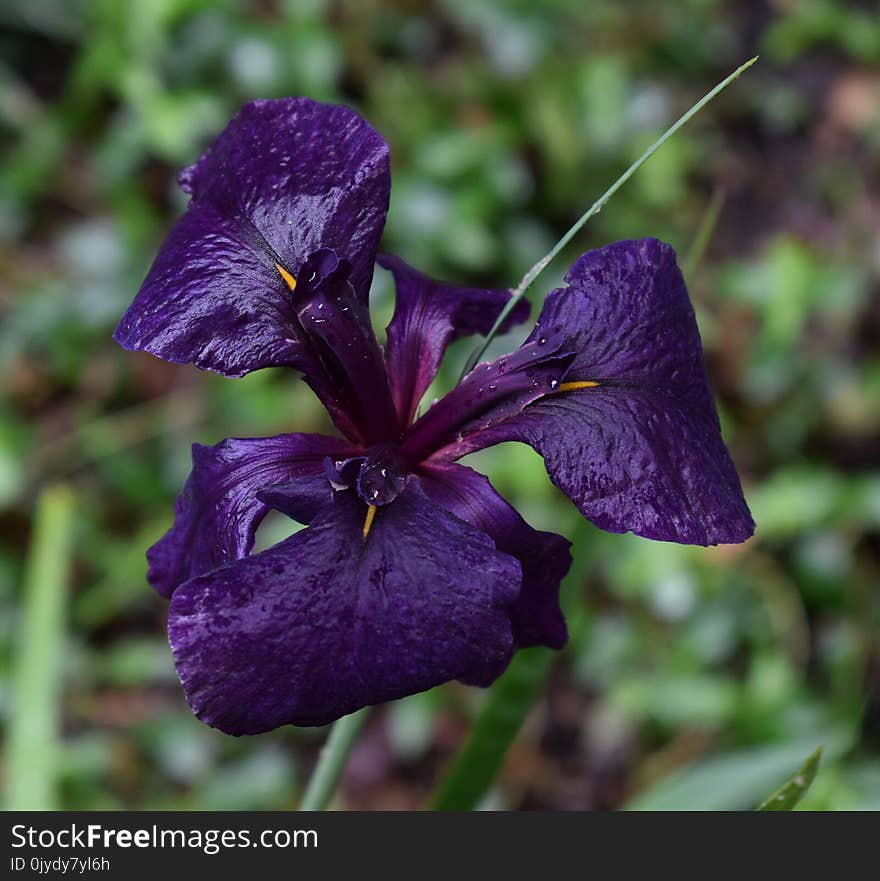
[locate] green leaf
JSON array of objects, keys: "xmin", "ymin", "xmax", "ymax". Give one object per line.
[
  {"xmin": 623, "ymin": 732, "xmax": 848, "ymax": 811},
  {"xmin": 756, "ymin": 746, "xmax": 823, "ymax": 811},
  {"xmin": 4, "ymin": 484, "xmax": 75, "ymax": 810},
  {"xmin": 430, "ymin": 645, "xmax": 556, "ymax": 811}
]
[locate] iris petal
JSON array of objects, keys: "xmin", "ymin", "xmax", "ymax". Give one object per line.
[
  {"xmin": 420, "ymin": 462, "xmax": 570, "ymax": 649},
  {"xmin": 294, "ymin": 250, "xmax": 400, "ymax": 444},
  {"xmin": 379, "ymin": 254, "xmax": 530, "ymax": 425},
  {"xmin": 177, "ymin": 97, "xmax": 389, "ymax": 304},
  {"xmin": 115, "ymin": 97, "xmax": 389, "ymax": 383},
  {"xmin": 147, "ymin": 433, "xmax": 358, "ymax": 598},
  {"xmin": 435, "ymin": 239, "xmax": 754, "ymax": 546},
  {"xmin": 401, "ymin": 331, "xmax": 574, "ymax": 464},
  {"xmin": 168, "ymin": 480, "xmax": 520, "ymax": 733}
]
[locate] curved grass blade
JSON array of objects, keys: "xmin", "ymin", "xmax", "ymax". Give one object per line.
[
  {"xmin": 4, "ymin": 484, "xmax": 75, "ymax": 810},
  {"xmin": 682, "ymin": 187, "xmax": 726, "ymax": 279},
  {"xmin": 460, "ymin": 56, "xmax": 758, "ymax": 379},
  {"xmin": 756, "ymin": 746, "xmax": 823, "ymax": 812}
]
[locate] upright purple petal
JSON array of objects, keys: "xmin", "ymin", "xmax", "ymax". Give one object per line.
[
  {"xmin": 147, "ymin": 433, "xmax": 358, "ymax": 598},
  {"xmin": 436, "ymin": 239, "xmax": 754, "ymax": 546},
  {"xmin": 419, "ymin": 462, "xmax": 570, "ymax": 649},
  {"xmin": 168, "ymin": 481, "xmax": 520, "ymax": 733},
  {"xmin": 294, "ymin": 250, "xmax": 400, "ymax": 444},
  {"xmin": 400, "ymin": 331, "xmax": 574, "ymax": 465},
  {"xmin": 115, "ymin": 98, "xmax": 390, "ymax": 380},
  {"xmin": 379, "ymin": 254, "xmax": 530, "ymax": 425}
]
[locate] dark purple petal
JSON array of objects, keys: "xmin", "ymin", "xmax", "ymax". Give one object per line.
[
  {"xmin": 147, "ymin": 433, "xmax": 358, "ymax": 598},
  {"xmin": 323, "ymin": 454, "xmax": 364, "ymax": 489},
  {"xmin": 400, "ymin": 331, "xmax": 574, "ymax": 465},
  {"xmin": 294, "ymin": 250, "xmax": 399, "ymax": 444},
  {"xmin": 115, "ymin": 97, "xmax": 389, "ymax": 380},
  {"xmin": 420, "ymin": 462, "xmax": 570, "ymax": 649},
  {"xmin": 168, "ymin": 480, "xmax": 520, "ymax": 732},
  {"xmin": 179, "ymin": 97, "xmax": 389, "ymax": 304},
  {"xmin": 459, "ymin": 389, "xmax": 754, "ymax": 545},
  {"xmin": 379, "ymin": 254, "xmax": 530, "ymax": 425},
  {"xmin": 255, "ymin": 474, "xmax": 336, "ymax": 526},
  {"xmin": 114, "ymin": 206, "xmax": 305, "ymax": 378},
  {"xmin": 437, "ymin": 239, "xmax": 754, "ymax": 546}
]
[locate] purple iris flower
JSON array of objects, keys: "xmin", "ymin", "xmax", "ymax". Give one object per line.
[{"xmin": 115, "ymin": 98, "xmax": 753, "ymax": 735}]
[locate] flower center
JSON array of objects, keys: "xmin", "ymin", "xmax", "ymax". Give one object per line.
[
  {"xmin": 355, "ymin": 444, "xmax": 408, "ymax": 506},
  {"xmin": 323, "ymin": 444, "xmax": 409, "ymax": 539}
]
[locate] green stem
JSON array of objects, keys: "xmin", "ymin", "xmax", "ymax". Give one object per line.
[
  {"xmin": 460, "ymin": 56, "xmax": 758, "ymax": 379},
  {"xmin": 298, "ymin": 708, "xmax": 369, "ymax": 811}
]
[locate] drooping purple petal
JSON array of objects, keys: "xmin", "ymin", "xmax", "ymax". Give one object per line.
[
  {"xmin": 435, "ymin": 239, "xmax": 754, "ymax": 546},
  {"xmin": 168, "ymin": 480, "xmax": 520, "ymax": 733},
  {"xmin": 420, "ymin": 462, "xmax": 570, "ymax": 649},
  {"xmin": 115, "ymin": 97, "xmax": 389, "ymax": 380},
  {"xmin": 114, "ymin": 206, "xmax": 306, "ymax": 378},
  {"xmin": 378, "ymin": 254, "xmax": 531, "ymax": 425},
  {"xmin": 400, "ymin": 331, "xmax": 574, "ymax": 465},
  {"xmin": 147, "ymin": 433, "xmax": 358, "ymax": 599}
]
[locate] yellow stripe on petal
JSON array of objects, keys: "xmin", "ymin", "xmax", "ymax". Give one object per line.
[
  {"xmin": 557, "ymin": 380, "xmax": 599, "ymax": 392},
  {"xmin": 362, "ymin": 504, "xmax": 377, "ymax": 540},
  {"xmin": 275, "ymin": 262, "xmax": 297, "ymax": 292}
]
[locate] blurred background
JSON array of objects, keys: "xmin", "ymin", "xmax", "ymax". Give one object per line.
[{"xmin": 1, "ymin": 0, "xmax": 879, "ymax": 811}]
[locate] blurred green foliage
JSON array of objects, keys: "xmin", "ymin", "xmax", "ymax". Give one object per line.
[{"xmin": 1, "ymin": 0, "xmax": 878, "ymax": 810}]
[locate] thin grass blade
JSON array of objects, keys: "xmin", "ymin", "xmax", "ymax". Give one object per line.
[{"xmin": 461, "ymin": 56, "xmax": 758, "ymax": 378}]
